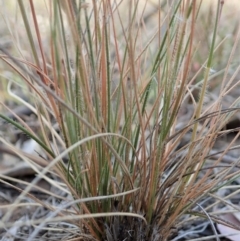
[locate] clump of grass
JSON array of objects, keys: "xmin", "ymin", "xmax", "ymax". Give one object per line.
[{"xmin": 1, "ymin": 0, "xmax": 240, "ymax": 240}]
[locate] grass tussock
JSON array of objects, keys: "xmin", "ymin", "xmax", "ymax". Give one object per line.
[{"xmin": 1, "ymin": 0, "xmax": 240, "ymax": 240}]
